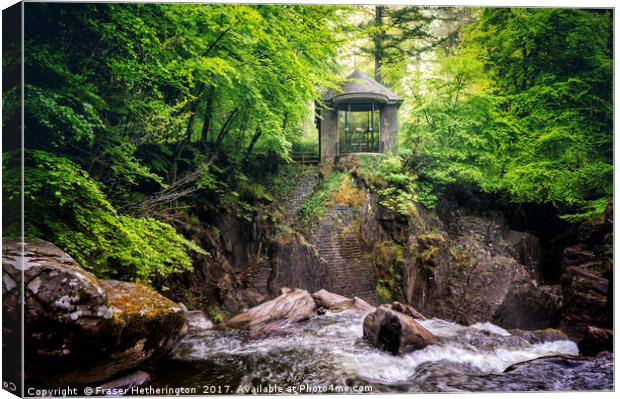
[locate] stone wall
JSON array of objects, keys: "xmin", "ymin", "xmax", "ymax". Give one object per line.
[{"xmin": 309, "ymin": 204, "xmax": 378, "ymax": 304}]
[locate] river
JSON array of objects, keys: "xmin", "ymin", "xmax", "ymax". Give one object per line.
[{"xmin": 146, "ymin": 308, "xmax": 613, "ymax": 393}]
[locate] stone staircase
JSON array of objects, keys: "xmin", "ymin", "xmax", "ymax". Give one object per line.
[
  {"xmin": 248, "ymin": 172, "xmax": 318, "ymax": 294},
  {"xmin": 249, "ymin": 173, "xmax": 378, "ymax": 305},
  {"xmin": 249, "ymin": 262, "xmax": 271, "ymax": 295},
  {"xmin": 309, "ymin": 204, "xmax": 378, "ymax": 304},
  {"xmin": 286, "ymin": 173, "xmax": 318, "ymax": 219}
]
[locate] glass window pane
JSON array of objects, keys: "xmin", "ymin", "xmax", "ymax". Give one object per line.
[{"xmin": 337, "ymin": 106, "xmax": 381, "ymax": 154}]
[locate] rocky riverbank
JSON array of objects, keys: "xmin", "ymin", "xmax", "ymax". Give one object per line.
[
  {"xmin": 148, "ymin": 165, "xmax": 612, "ymax": 360},
  {"xmin": 2, "ymin": 240, "xmax": 188, "ymax": 387},
  {"xmin": 3, "ymin": 167, "xmax": 612, "ymax": 391},
  {"xmin": 152, "ymin": 290, "xmax": 612, "ymax": 392}
]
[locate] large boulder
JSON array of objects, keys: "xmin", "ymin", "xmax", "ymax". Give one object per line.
[
  {"xmin": 226, "ymin": 287, "xmax": 316, "ymax": 337},
  {"xmin": 389, "ymin": 301, "xmax": 427, "ymax": 320},
  {"xmin": 329, "ymin": 297, "xmax": 376, "ymax": 313},
  {"xmin": 491, "ymin": 283, "xmax": 563, "ymax": 329},
  {"xmin": 363, "ymin": 307, "xmax": 434, "ymax": 355},
  {"xmin": 426, "ymin": 250, "xmax": 561, "ymax": 328},
  {"xmin": 503, "ymin": 230, "xmax": 543, "ymax": 277},
  {"xmin": 416, "ymin": 214, "xmax": 562, "ymax": 329},
  {"xmin": 312, "ymin": 289, "xmax": 375, "ymax": 313},
  {"xmin": 578, "ymin": 326, "xmax": 613, "ymax": 356},
  {"xmin": 2, "ymin": 240, "xmax": 188, "ymax": 386},
  {"xmin": 312, "ymin": 289, "xmax": 349, "ymax": 308}
]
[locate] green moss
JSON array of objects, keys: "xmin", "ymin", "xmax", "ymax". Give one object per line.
[
  {"xmin": 376, "ymin": 284, "xmax": 393, "ymax": 303},
  {"xmin": 296, "ymin": 171, "xmax": 344, "ymax": 228},
  {"xmin": 411, "ymin": 233, "xmax": 446, "ymax": 268},
  {"xmin": 371, "ymin": 241, "xmax": 405, "ymax": 302},
  {"xmin": 207, "ymin": 305, "xmax": 228, "ymax": 324}
]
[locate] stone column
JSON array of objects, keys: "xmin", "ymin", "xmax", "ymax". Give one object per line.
[
  {"xmin": 320, "ymin": 106, "xmax": 339, "ymax": 161},
  {"xmin": 379, "ymin": 105, "xmax": 398, "ymax": 154}
]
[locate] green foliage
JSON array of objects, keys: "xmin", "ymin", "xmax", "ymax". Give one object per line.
[
  {"xmin": 559, "ymin": 197, "xmax": 610, "ymax": 223},
  {"xmin": 357, "ymin": 5, "xmax": 440, "ymax": 87},
  {"xmin": 10, "ymin": 3, "xmax": 348, "ymax": 287},
  {"xmin": 375, "ymin": 156, "xmax": 419, "ymax": 215},
  {"xmin": 207, "ymin": 305, "xmax": 229, "ymax": 324},
  {"xmin": 404, "ymin": 8, "xmax": 612, "ymax": 221},
  {"xmin": 376, "ymin": 285, "xmax": 393, "ymax": 303},
  {"xmin": 404, "ymin": 50, "xmax": 506, "ymax": 194},
  {"xmin": 371, "ymin": 241, "xmax": 405, "ymax": 303},
  {"xmin": 290, "ymin": 135, "xmax": 319, "ymax": 154},
  {"xmin": 296, "ymin": 171, "xmax": 344, "ymax": 227},
  {"xmin": 359, "ymin": 154, "xmax": 420, "ymax": 215},
  {"xmin": 3, "ymin": 150, "xmax": 204, "ymax": 282}
]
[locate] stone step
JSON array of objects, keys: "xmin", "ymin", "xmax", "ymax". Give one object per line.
[
  {"xmin": 285, "ymin": 173, "xmax": 319, "ymax": 219},
  {"xmin": 309, "ymin": 203, "xmax": 378, "ymax": 305},
  {"xmin": 248, "ymin": 263, "xmax": 271, "ymax": 295}
]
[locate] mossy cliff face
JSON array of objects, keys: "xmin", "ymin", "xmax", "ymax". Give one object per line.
[
  {"xmin": 2, "ymin": 240, "xmax": 188, "ymax": 387},
  {"xmin": 329, "ymin": 157, "xmax": 563, "ymax": 330}
]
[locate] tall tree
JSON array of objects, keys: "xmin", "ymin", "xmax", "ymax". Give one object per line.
[
  {"xmin": 360, "ymin": 5, "xmax": 439, "ymax": 84},
  {"xmin": 6, "ymin": 2, "xmax": 348, "ymax": 281},
  {"xmin": 405, "ymin": 8, "xmax": 613, "ymax": 220}
]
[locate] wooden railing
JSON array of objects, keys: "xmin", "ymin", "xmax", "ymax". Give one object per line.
[
  {"xmin": 203, "ymin": 143, "xmax": 320, "ymax": 165},
  {"xmin": 291, "ymin": 151, "xmax": 320, "ymax": 165}
]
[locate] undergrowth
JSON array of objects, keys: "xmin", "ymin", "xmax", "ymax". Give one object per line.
[
  {"xmin": 371, "ymin": 241, "xmax": 405, "ymax": 303},
  {"xmin": 296, "ymin": 171, "xmax": 344, "ymax": 228},
  {"xmin": 357, "ymin": 154, "xmax": 432, "ymax": 215}
]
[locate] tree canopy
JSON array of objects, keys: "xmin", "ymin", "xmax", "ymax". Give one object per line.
[
  {"xmin": 4, "ymin": 2, "xmax": 347, "ymax": 281},
  {"xmin": 2, "ymin": 4, "xmax": 613, "ymax": 284},
  {"xmin": 404, "ymin": 8, "xmax": 613, "ymax": 220}
]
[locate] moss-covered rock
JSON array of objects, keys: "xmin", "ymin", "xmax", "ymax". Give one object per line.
[{"xmin": 2, "ymin": 239, "xmax": 187, "ymax": 387}]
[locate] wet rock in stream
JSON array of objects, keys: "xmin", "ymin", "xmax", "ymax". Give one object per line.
[
  {"xmin": 363, "ymin": 307, "xmax": 435, "ymax": 355},
  {"xmin": 412, "ymin": 352, "xmax": 613, "ymax": 392},
  {"xmin": 148, "ymin": 307, "xmax": 611, "ymax": 392},
  {"xmin": 226, "ymin": 287, "xmax": 316, "ymax": 337},
  {"xmin": 312, "ymin": 289, "xmax": 349, "ymax": 308}
]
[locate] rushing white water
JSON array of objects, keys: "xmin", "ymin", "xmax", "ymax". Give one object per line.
[{"xmin": 148, "ymin": 308, "xmax": 612, "ymax": 392}]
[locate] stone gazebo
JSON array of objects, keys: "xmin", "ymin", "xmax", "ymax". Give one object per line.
[{"xmin": 319, "ymin": 70, "xmax": 403, "ymax": 161}]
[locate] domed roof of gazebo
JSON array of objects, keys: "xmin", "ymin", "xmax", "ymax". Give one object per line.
[{"xmin": 324, "ymin": 70, "xmax": 403, "ymax": 106}]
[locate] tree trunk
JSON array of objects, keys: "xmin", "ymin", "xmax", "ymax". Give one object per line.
[
  {"xmin": 170, "ymin": 100, "xmax": 200, "ymax": 184},
  {"xmin": 201, "ymin": 85, "xmax": 216, "ymax": 143},
  {"xmin": 374, "ymin": 6, "xmax": 384, "ymax": 84},
  {"xmin": 208, "ymin": 108, "xmax": 239, "ymax": 162},
  {"xmin": 243, "ymin": 128, "xmax": 262, "ymax": 165}
]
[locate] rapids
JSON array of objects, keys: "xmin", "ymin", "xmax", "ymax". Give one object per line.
[{"xmin": 146, "ymin": 309, "xmax": 613, "ymax": 393}]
